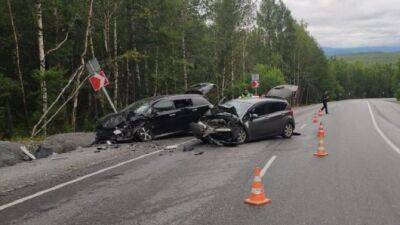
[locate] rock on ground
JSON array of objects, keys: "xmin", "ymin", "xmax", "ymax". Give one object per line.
[
  {"xmin": 40, "ymin": 132, "xmax": 95, "ymax": 154},
  {"xmin": 0, "ymin": 141, "xmax": 25, "ymax": 167}
]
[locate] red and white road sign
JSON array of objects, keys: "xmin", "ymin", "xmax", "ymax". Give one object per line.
[
  {"xmin": 89, "ymin": 69, "xmax": 109, "ymax": 91},
  {"xmin": 251, "ymin": 80, "xmax": 260, "ymax": 89}
]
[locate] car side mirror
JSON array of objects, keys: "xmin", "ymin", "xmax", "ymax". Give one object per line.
[{"xmin": 249, "ymin": 114, "xmax": 258, "ymax": 121}]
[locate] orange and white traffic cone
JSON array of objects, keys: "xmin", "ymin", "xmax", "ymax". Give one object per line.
[
  {"xmin": 317, "ymin": 123, "xmax": 325, "ymax": 138},
  {"xmin": 244, "ymin": 167, "xmax": 271, "ymax": 206},
  {"xmin": 314, "ymin": 137, "xmax": 328, "ymax": 157},
  {"xmin": 312, "ymin": 114, "xmax": 318, "ymax": 124},
  {"xmin": 318, "ymin": 110, "xmax": 323, "ymax": 117}
]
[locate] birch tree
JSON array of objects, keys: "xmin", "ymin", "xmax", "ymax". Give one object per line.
[{"xmin": 7, "ymin": 0, "xmax": 27, "ymax": 122}]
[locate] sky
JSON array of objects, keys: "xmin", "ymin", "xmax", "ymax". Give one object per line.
[{"xmin": 279, "ymin": 0, "xmax": 400, "ymax": 48}]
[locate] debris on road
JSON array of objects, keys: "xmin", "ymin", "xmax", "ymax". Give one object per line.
[
  {"xmin": 183, "ymin": 144, "xmax": 195, "ymax": 152},
  {"xmin": 96, "ymin": 146, "xmax": 108, "ymax": 151},
  {"xmin": 165, "ymin": 145, "xmax": 178, "ymax": 150},
  {"xmin": 51, "ymin": 156, "xmax": 69, "ymax": 161},
  {"xmin": 194, "ymin": 152, "xmax": 204, "ymax": 156},
  {"xmin": 20, "ymin": 146, "xmax": 36, "ymax": 161}
]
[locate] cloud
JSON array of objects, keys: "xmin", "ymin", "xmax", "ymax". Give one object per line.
[{"xmin": 280, "ymin": 0, "xmax": 400, "ymax": 47}]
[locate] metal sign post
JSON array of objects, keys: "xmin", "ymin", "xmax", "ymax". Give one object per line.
[
  {"xmin": 101, "ymin": 87, "xmax": 117, "ymax": 113},
  {"xmin": 251, "ymin": 74, "xmax": 260, "ymax": 96},
  {"xmin": 86, "ymin": 58, "xmax": 117, "ymax": 113}
]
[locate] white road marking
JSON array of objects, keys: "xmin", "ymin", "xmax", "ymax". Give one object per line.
[
  {"xmin": 260, "ymin": 155, "xmax": 277, "ymax": 177},
  {"xmin": 300, "ymin": 124, "xmax": 307, "ymax": 130},
  {"xmin": 367, "ymin": 101, "xmax": 400, "ymax": 154},
  {"xmin": 0, "ymin": 149, "xmax": 164, "ymax": 212},
  {"xmin": 179, "ymin": 138, "xmax": 197, "ymax": 146}
]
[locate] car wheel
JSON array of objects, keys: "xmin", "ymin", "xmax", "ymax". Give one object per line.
[
  {"xmin": 282, "ymin": 123, "xmax": 294, "ymax": 138},
  {"xmin": 235, "ymin": 126, "xmax": 248, "ymax": 144},
  {"xmin": 136, "ymin": 125, "xmax": 154, "ymax": 142}
]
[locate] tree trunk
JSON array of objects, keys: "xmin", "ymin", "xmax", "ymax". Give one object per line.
[
  {"xmin": 103, "ymin": 12, "xmax": 110, "ymax": 55},
  {"xmin": 144, "ymin": 49, "xmax": 149, "ymax": 95},
  {"xmin": 89, "ymin": 32, "xmax": 95, "ymax": 58},
  {"xmin": 113, "ymin": 16, "xmax": 119, "ymax": 107},
  {"xmin": 231, "ymin": 58, "xmax": 234, "ymax": 99},
  {"xmin": 72, "ymin": 0, "xmax": 94, "ymax": 131},
  {"xmin": 5, "ymin": 98, "xmax": 13, "ymax": 138},
  {"xmin": 242, "ymin": 34, "xmax": 247, "ymax": 81},
  {"xmin": 221, "ymin": 65, "xmax": 226, "ymax": 97},
  {"xmin": 125, "ymin": 58, "xmax": 131, "ymax": 106},
  {"xmin": 134, "ymin": 57, "xmax": 140, "ymax": 99},
  {"xmin": 182, "ymin": 33, "xmax": 188, "ymax": 90},
  {"xmin": 7, "ymin": 0, "xmax": 28, "ymax": 123},
  {"xmin": 154, "ymin": 47, "xmax": 159, "ymax": 96},
  {"xmin": 35, "ymin": 0, "xmax": 47, "ymax": 136}
]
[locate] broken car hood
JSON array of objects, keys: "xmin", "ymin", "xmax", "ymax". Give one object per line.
[
  {"xmin": 185, "ymin": 83, "xmax": 216, "ymax": 95},
  {"xmin": 266, "ymin": 85, "xmax": 298, "ymax": 99}
]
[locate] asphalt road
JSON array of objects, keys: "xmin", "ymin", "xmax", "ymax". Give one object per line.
[{"xmin": 1, "ymin": 99, "xmax": 400, "ymax": 225}]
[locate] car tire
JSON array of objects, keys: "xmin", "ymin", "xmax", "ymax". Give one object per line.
[
  {"xmin": 136, "ymin": 125, "xmax": 154, "ymax": 142},
  {"xmin": 235, "ymin": 126, "xmax": 248, "ymax": 144},
  {"xmin": 282, "ymin": 122, "xmax": 294, "ymax": 138}
]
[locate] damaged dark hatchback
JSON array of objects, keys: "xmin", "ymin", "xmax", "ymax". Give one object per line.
[
  {"xmin": 190, "ymin": 85, "xmax": 298, "ymax": 146},
  {"xmin": 95, "ymin": 83, "xmax": 215, "ymax": 143}
]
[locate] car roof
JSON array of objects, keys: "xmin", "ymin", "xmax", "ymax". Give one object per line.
[
  {"xmin": 151, "ymin": 94, "xmax": 205, "ymax": 102},
  {"xmin": 232, "ymin": 97, "xmax": 288, "ymax": 105}
]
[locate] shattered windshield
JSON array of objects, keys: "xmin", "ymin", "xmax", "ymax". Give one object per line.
[
  {"xmin": 222, "ymin": 100, "xmax": 252, "ymax": 117},
  {"xmin": 121, "ymin": 99, "xmax": 151, "ymax": 115}
]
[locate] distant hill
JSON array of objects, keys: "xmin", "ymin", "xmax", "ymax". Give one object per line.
[
  {"xmin": 332, "ymin": 52, "xmax": 400, "ymax": 64},
  {"xmin": 323, "ymin": 46, "xmax": 400, "ymax": 56}
]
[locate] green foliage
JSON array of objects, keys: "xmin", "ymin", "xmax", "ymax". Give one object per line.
[
  {"xmin": 253, "ymin": 64, "xmax": 285, "ymax": 94},
  {"xmin": 336, "ymin": 52, "xmax": 400, "ymax": 64},
  {"xmin": 0, "ymin": 73, "xmax": 17, "ymax": 99},
  {"xmin": 395, "ymin": 87, "xmax": 400, "ymax": 101}
]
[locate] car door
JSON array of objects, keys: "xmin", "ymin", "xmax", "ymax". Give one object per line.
[
  {"xmin": 150, "ymin": 99, "xmax": 178, "ymax": 135},
  {"xmin": 173, "ymin": 98, "xmax": 196, "ymax": 131},
  {"xmin": 246, "ymin": 101, "xmax": 283, "ymax": 139},
  {"xmin": 265, "ymin": 101, "xmax": 288, "ymax": 136},
  {"xmin": 191, "ymin": 96, "xmax": 212, "ymax": 119},
  {"xmin": 246, "ymin": 102, "xmax": 272, "ymax": 139}
]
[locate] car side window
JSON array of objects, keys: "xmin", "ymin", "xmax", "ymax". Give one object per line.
[
  {"xmin": 269, "ymin": 102, "xmax": 287, "ymax": 113},
  {"xmin": 153, "ymin": 100, "xmax": 175, "ymax": 112},
  {"xmin": 192, "ymin": 97, "xmax": 210, "ymax": 106},
  {"xmin": 173, "ymin": 99, "xmax": 193, "ymax": 109},
  {"xmin": 252, "ymin": 103, "xmax": 271, "ymax": 117}
]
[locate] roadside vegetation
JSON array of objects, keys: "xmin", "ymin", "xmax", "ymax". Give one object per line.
[
  {"xmin": 336, "ymin": 52, "xmax": 400, "ymax": 65},
  {"xmin": 0, "ymin": 0, "xmax": 399, "ymax": 138}
]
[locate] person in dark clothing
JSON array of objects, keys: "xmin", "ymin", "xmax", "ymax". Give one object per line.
[{"xmin": 321, "ymin": 91, "xmax": 329, "ymax": 114}]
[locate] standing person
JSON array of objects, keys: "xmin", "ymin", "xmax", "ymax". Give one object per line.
[
  {"xmin": 240, "ymin": 89, "xmax": 252, "ymax": 98},
  {"xmin": 320, "ymin": 91, "xmax": 329, "ymax": 114}
]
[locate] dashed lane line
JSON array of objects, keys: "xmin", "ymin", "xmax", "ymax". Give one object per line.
[{"xmin": 260, "ymin": 155, "xmax": 277, "ymax": 178}]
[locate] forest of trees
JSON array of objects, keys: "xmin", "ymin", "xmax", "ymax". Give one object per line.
[{"xmin": 0, "ymin": 0, "xmax": 399, "ymax": 138}]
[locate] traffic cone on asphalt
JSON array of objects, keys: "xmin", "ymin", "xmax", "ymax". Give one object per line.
[
  {"xmin": 314, "ymin": 137, "xmax": 328, "ymax": 157},
  {"xmin": 312, "ymin": 114, "xmax": 318, "ymax": 124},
  {"xmin": 244, "ymin": 167, "xmax": 271, "ymax": 206},
  {"xmin": 317, "ymin": 123, "xmax": 325, "ymax": 138},
  {"xmin": 318, "ymin": 110, "xmax": 323, "ymax": 117}
]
